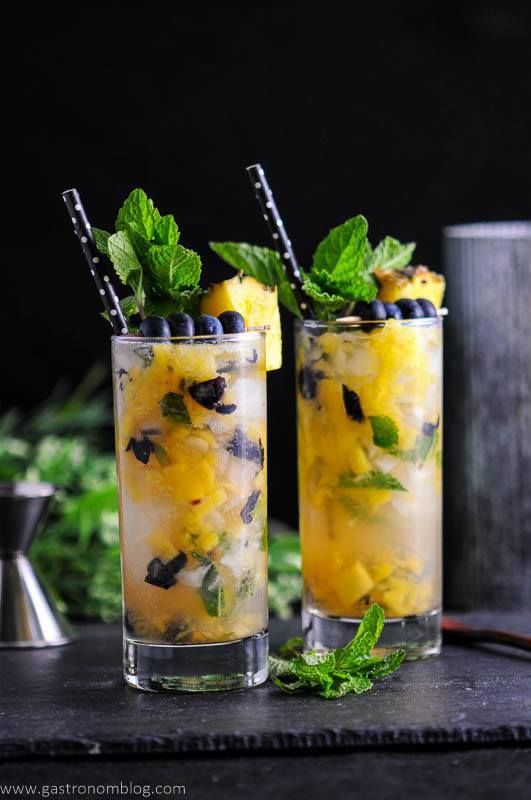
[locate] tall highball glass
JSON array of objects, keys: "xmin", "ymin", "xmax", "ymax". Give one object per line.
[
  {"xmin": 112, "ymin": 332, "xmax": 268, "ymax": 691},
  {"xmin": 296, "ymin": 317, "xmax": 443, "ymax": 659}
]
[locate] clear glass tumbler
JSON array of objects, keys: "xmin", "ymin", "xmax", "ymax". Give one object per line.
[
  {"xmin": 295, "ymin": 317, "xmax": 443, "ymax": 659},
  {"xmin": 112, "ymin": 331, "xmax": 268, "ymax": 691}
]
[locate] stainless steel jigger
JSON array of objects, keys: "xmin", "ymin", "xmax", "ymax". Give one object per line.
[{"xmin": 0, "ymin": 482, "xmax": 75, "ymax": 648}]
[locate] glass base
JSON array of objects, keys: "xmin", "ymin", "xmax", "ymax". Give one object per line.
[
  {"xmin": 302, "ymin": 608, "xmax": 441, "ymax": 660},
  {"xmin": 123, "ymin": 631, "xmax": 269, "ymax": 692}
]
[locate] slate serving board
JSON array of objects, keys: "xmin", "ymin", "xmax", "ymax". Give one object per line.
[{"xmin": 1, "ymin": 614, "xmax": 530, "ymax": 760}]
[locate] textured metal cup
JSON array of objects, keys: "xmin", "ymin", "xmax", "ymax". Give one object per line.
[
  {"xmin": 442, "ymin": 221, "xmax": 531, "ymax": 611},
  {"xmin": 0, "ymin": 482, "xmax": 75, "ymax": 647}
]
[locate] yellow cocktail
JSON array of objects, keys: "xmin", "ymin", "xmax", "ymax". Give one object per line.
[
  {"xmin": 296, "ymin": 317, "xmax": 443, "ymax": 658},
  {"xmin": 112, "ymin": 331, "xmax": 268, "ymax": 690}
]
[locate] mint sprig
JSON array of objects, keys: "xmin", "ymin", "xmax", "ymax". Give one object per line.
[
  {"xmin": 211, "ymin": 215, "xmax": 415, "ymax": 320},
  {"xmin": 95, "ymin": 188, "xmax": 203, "ymax": 323},
  {"xmin": 270, "ymin": 604, "xmax": 405, "ymax": 699}
]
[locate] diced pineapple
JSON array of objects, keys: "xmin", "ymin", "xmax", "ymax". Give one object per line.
[
  {"xmin": 200, "ymin": 274, "xmax": 282, "ymax": 370},
  {"xmin": 375, "ymin": 265, "xmax": 445, "ymax": 308},
  {"xmin": 335, "ymin": 561, "xmax": 374, "ymax": 607}
]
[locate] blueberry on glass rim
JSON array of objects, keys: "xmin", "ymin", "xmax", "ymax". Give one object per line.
[
  {"xmin": 416, "ymin": 298, "xmax": 438, "ymax": 318},
  {"xmin": 167, "ymin": 312, "xmax": 195, "ymax": 337},
  {"xmin": 353, "ymin": 300, "xmax": 387, "ymax": 322},
  {"xmin": 383, "ymin": 302, "xmax": 403, "ymax": 320},
  {"xmin": 139, "ymin": 315, "xmax": 172, "ymax": 337},
  {"xmin": 395, "ymin": 299, "xmax": 424, "ymax": 319},
  {"xmin": 195, "ymin": 314, "xmax": 224, "ymax": 336},
  {"xmin": 218, "ymin": 310, "xmax": 246, "ymax": 334}
]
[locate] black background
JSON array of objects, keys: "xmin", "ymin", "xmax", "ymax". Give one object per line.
[{"xmin": 7, "ymin": 1, "xmax": 531, "ymax": 526}]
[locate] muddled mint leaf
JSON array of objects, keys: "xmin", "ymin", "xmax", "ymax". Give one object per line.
[
  {"xmin": 116, "ymin": 188, "xmax": 160, "ymax": 241},
  {"xmin": 159, "ymin": 392, "xmax": 191, "ymax": 425},
  {"xmin": 200, "ymin": 563, "xmax": 225, "ymax": 616},
  {"xmin": 153, "ymin": 442, "xmax": 170, "ymax": 466},
  {"xmin": 107, "ymin": 231, "xmax": 144, "ymax": 305},
  {"xmin": 153, "ymin": 214, "xmax": 180, "ymax": 246},
  {"xmin": 146, "ymin": 244, "xmax": 201, "ymax": 298},
  {"xmin": 93, "ymin": 228, "xmax": 111, "ymax": 255},
  {"xmin": 270, "ymin": 603, "xmax": 404, "ymax": 699},
  {"xmin": 339, "ymin": 470, "xmax": 407, "ymax": 492},
  {"xmin": 369, "ymin": 415, "xmax": 399, "ymax": 449},
  {"xmin": 209, "ymin": 241, "xmax": 302, "ymax": 318},
  {"xmin": 366, "ymin": 236, "xmax": 416, "ymax": 272}
]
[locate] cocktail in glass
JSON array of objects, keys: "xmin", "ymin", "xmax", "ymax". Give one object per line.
[
  {"xmin": 112, "ymin": 331, "xmax": 268, "ymax": 690},
  {"xmin": 296, "ymin": 316, "xmax": 443, "ymax": 659}
]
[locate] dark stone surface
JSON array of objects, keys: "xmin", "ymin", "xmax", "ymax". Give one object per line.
[
  {"xmin": 1, "ymin": 748, "xmax": 531, "ymax": 800},
  {"xmin": 0, "ymin": 614, "xmax": 530, "ymax": 760}
]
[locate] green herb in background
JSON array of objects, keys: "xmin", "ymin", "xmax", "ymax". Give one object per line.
[
  {"xmin": 0, "ymin": 374, "xmax": 303, "ymax": 623},
  {"xmin": 270, "ymin": 604, "xmax": 405, "ymax": 699},
  {"xmin": 0, "ymin": 368, "xmax": 121, "ymax": 622}
]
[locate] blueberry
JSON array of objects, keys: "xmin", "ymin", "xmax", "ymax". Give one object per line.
[
  {"xmin": 416, "ymin": 298, "xmax": 437, "ymax": 318},
  {"xmin": 342, "ymin": 385, "xmax": 364, "ymax": 422},
  {"xmin": 298, "ymin": 366, "xmax": 325, "ymax": 400},
  {"xmin": 240, "ymin": 490, "xmax": 261, "ymax": 524},
  {"xmin": 139, "ymin": 315, "xmax": 172, "ymax": 338},
  {"xmin": 144, "ymin": 552, "xmax": 187, "ymax": 590},
  {"xmin": 227, "ymin": 426, "xmax": 264, "ymax": 469},
  {"xmin": 218, "ymin": 310, "xmax": 246, "ymax": 334},
  {"xmin": 395, "ymin": 299, "xmax": 424, "ymax": 319},
  {"xmin": 168, "ymin": 312, "xmax": 195, "ymax": 337},
  {"xmin": 353, "ymin": 300, "xmax": 387, "ymax": 321},
  {"xmin": 195, "ymin": 314, "xmax": 224, "ymax": 336},
  {"xmin": 189, "ymin": 376, "xmax": 227, "ymax": 409},
  {"xmin": 126, "ymin": 435, "xmax": 156, "ymax": 465},
  {"xmin": 383, "ymin": 302, "xmax": 403, "ymax": 320}
]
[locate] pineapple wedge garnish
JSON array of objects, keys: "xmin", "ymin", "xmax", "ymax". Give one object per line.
[
  {"xmin": 200, "ymin": 274, "xmax": 282, "ymax": 370},
  {"xmin": 375, "ymin": 265, "xmax": 445, "ymax": 308}
]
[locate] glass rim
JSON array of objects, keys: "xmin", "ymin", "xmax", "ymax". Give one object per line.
[
  {"xmin": 112, "ymin": 326, "xmax": 268, "ymax": 344},
  {"xmin": 295, "ymin": 316, "xmax": 444, "ymax": 332}
]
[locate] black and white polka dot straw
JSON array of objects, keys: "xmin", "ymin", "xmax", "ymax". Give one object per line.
[
  {"xmin": 246, "ymin": 164, "xmax": 315, "ymax": 319},
  {"xmin": 62, "ymin": 188, "xmax": 129, "ymax": 336}
]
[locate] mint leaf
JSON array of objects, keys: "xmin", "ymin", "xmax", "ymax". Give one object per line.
[
  {"xmin": 200, "ymin": 563, "xmax": 225, "ymax": 616},
  {"xmin": 116, "ymin": 188, "xmax": 160, "ymax": 241},
  {"xmin": 159, "ymin": 392, "xmax": 191, "ymax": 425},
  {"xmin": 107, "ymin": 230, "xmax": 144, "ymax": 307},
  {"xmin": 359, "ymin": 650, "xmax": 405, "ymax": 679},
  {"xmin": 153, "ymin": 215, "xmax": 180, "ymax": 246},
  {"xmin": 301, "ymin": 278, "xmax": 345, "ymax": 310},
  {"xmin": 335, "ymin": 603, "xmax": 385, "ymax": 670},
  {"xmin": 338, "ymin": 470, "xmax": 407, "ymax": 492},
  {"xmin": 310, "ymin": 215, "xmax": 377, "ymax": 303},
  {"xmin": 107, "ymin": 231, "xmax": 142, "ymax": 285},
  {"xmin": 269, "ymin": 603, "xmax": 404, "ymax": 699},
  {"xmin": 268, "ymin": 653, "xmax": 292, "ymax": 678},
  {"xmin": 369, "ymin": 416, "xmax": 399, "ymax": 449},
  {"xmin": 93, "ymin": 228, "xmax": 111, "ymax": 255},
  {"xmin": 278, "ymin": 636, "xmax": 304, "ymax": 659},
  {"xmin": 210, "ymin": 241, "xmax": 302, "ymax": 318},
  {"xmin": 319, "ymin": 673, "xmax": 373, "ymax": 699},
  {"xmin": 146, "ymin": 244, "xmax": 201, "ymax": 298},
  {"xmin": 366, "ymin": 236, "xmax": 416, "ymax": 272}
]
